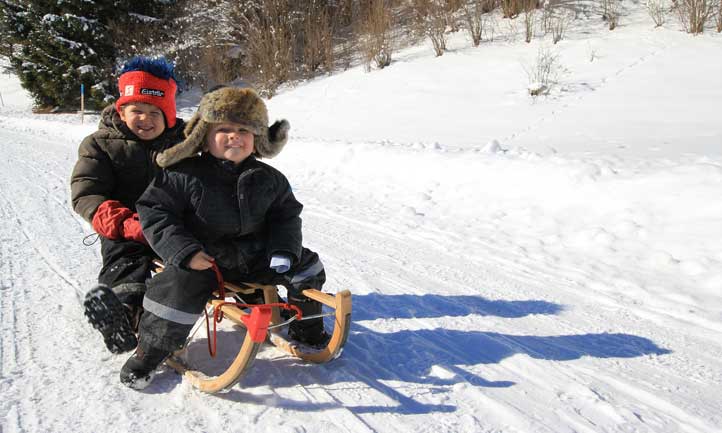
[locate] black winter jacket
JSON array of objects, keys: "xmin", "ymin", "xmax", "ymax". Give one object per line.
[
  {"xmin": 70, "ymin": 105, "xmax": 186, "ymax": 222},
  {"xmin": 136, "ymin": 153, "xmax": 303, "ymax": 272}
]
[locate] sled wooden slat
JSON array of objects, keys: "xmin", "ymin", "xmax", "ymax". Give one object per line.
[
  {"xmin": 269, "ymin": 289, "xmax": 352, "ymax": 363},
  {"xmin": 165, "ymin": 335, "xmax": 262, "ymax": 393}
]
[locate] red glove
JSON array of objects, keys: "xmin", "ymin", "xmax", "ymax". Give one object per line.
[
  {"xmin": 92, "ymin": 200, "xmax": 132, "ymax": 239},
  {"xmin": 121, "ymin": 213, "xmax": 147, "ymax": 244},
  {"xmin": 92, "ymin": 200, "xmax": 146, "ymax": 244}
]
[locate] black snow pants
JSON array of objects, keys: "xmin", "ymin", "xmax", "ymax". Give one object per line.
[
  {"xmin": 137, "ymin": 248, "xmax": 326, "ymax": 352},
  {"xmin": 98, "ymin": 237, "xmax": 156, "ymax": 307}
]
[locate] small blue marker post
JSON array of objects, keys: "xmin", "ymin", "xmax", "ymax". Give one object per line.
[{"xmin": 80, "ymin": 83, "xmax": 85, "ymax": 124}]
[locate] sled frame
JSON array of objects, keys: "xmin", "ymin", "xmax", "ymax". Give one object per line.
[{"xmin": 152, "ymin": 262, "xmax": 351, "ymax": 393}]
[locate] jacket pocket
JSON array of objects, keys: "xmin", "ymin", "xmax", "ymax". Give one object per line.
[
  {"xmin": 239, "ymin": 169, "xmax": 277, "ymax": 227},
  {"xmin": 197, "ymin": 184, "xmax": 241, "ymax": 236}
]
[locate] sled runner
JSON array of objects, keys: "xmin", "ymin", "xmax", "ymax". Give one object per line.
[{"xmin": 152, "ymin": 260, "xmax": 352, "ymax": 394}]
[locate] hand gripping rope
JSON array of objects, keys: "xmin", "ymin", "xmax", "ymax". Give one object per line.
[{"xmin": 204, "ymin": 263, "xmax": 303, "ymax": 357}]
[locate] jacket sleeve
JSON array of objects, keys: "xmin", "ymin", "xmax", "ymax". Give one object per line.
[
  {"xmin": 137, "ymin": 170, "xmax": 204, "ymax": 267},
  {"xmin": 265, "ymin": 173, "xmax": 304, "ymax": 263},
  {"xmin": 70, "ymin": 135, "xmax": 116, "ymax": 223}
]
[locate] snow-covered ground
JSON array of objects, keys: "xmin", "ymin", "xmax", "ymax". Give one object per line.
[{"xmin": 1, "ymin": 7, "xmax": 721, "ymax": 433}]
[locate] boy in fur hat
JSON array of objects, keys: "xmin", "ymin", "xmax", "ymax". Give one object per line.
[
  {"xmin": 121, "ymin": 86, "xmax": 327, "ymax": 389},
  {"xmin": 70, "ymin": 57, "xmax": 185, "ymax": 355}
]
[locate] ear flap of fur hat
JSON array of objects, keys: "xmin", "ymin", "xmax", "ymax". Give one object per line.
[
  {"xmin": 255, "ymin": 119, "xmax": 290, "ymax": 159},
  {"xmin": 156, "ymin": 112, "xmax": 209, "ymax": 168}
]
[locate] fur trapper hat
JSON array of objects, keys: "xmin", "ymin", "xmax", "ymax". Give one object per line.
[{"xmin": 156, "ymin": 86, "xmax": 290, "ymax": 168}]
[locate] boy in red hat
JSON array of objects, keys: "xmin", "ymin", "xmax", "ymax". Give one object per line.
[{"xmin": 70, "ymin": 56, "xmax": 185, "ymax": 354}]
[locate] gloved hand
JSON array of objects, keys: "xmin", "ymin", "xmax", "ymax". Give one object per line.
[
  {"xmin": 91, "ymin": 200, "xmax": 146, "ymax": 244},
  {"xmin": 121, "ymin": 213, "xmax": 147, "ymax": 244},
  {"xmin": 92, "ymin": 200, "xmax": 133, "ymax": 239},
  {"xmin": 270, "ymin": 255, "xmax": 291, "ymax": 273}
]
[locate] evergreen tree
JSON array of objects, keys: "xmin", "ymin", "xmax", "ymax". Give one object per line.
[{"xmin": 0, "ymin": 0, "xmax": 176, "ymax": 111}]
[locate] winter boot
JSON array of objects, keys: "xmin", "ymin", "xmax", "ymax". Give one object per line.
[
  {"xmin": 287, "ymin": 295, "xmax": 330, "ymax": 348},
  {"xmin": 83, "ymin": 285, "xmax": 138, "ymax": 354},
  {"xmin": 119, "ymin": 345, "xmax": 170, "ymax": 390},
  {"xmin": 110, "ymin": 282, "xmax": 146, "ymax": 333}
]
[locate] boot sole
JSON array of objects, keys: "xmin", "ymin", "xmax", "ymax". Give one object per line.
[{"xmin": 84, "ymin": 285, "xmax": 138, "ymax": 354}]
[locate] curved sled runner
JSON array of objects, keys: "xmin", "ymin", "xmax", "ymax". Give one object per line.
[{"xmin": 155, "ymin": 268, "xmax": 352, "ymax": 394}]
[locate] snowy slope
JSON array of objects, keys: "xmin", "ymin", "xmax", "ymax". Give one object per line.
[{"xmin": 1, "ymin": 10, "xmax": 722, "ymax": 433}]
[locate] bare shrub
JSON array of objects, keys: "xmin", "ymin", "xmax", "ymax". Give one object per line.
[
  {"xmin": 199, "ymin": 43, "xmax": 241, "ymax": 86},
  {"xmin": 541, "ymin": 0, "xmax": 555, "ymax": 33},
  {"xmin": 601, "ymin": 0, "xmax": 619, "ymax": 29},
  {"xmin": 522, "ymin": 0, "xmax": 537, "ymax": 42},
  {"xmin": 716, "ymin": 0, "xmax": 722, "ymax": 31},
  {"xmin": 463, "ymin": 0, "xmax": 485, "ymax": 46},
  {"xmin": 646, "ymin": 0, "xmax": 667, "ymax": 26},
  {"xmin": 675, "ymin": 0, "xmax": 715, "ymax": 33},
  {"xmin": 588, "ymin": 43, "xmax": 598, "ymax": 62},
  {"xmin": 411, "ymin": 0, "xmax": 449, "ymax": 56},
  {"xmin": 480, "ymin": 0, "xmax": 500, "ymax": 12},
  {"xmin": 550, "ymin": 11, "xmax": 569, "ymax": 43},
  {"xmin": 486, "ymin": 12, "xmax": 499, "ymax": 40},
  {"xmin": 524, "ymin": 46, "xmax": 561, "ymax": 97},
  {"xmin": 501, "ymin": 0, "xmax": 523, "ymax": 17},
  {"xmin": 445, "ymin": 0, "xmax": 464, "ymax": 31},
  {"xmin": 238, "ymin": 0, "xmax": 294, "ymax": 97},
  {"xmin": 301, "ymin": 3, "xmax": 335, "ymax": 74},
  {"xmin": 359, "ymin": 0, "xmax": 394, "ymax": 71}
]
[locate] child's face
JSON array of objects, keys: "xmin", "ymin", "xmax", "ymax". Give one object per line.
[
  {"xmin": 206, "ymin": 122, "xmax": 255, "ymax": 164},
  {"xmin": 119, "ymin": 103, "xmax": 166, "ymax": 141}
]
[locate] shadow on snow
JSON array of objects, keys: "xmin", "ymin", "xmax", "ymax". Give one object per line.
[
  {"xmin": 350, "ymin": 293, "xmax": 565, "ymax": 321},
  {"xmin": 147, "ymin": 292, "xmax": 671, "ymax": 414}
]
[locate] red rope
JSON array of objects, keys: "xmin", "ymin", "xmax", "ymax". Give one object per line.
[{"xmin": 203, "ymin": 263, "xmax": 303, "ymax": 358}]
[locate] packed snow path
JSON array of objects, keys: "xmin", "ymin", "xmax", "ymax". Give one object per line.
[{"xmin": 1, "ymin": 112, "xmax": 721, "ymax": 432}]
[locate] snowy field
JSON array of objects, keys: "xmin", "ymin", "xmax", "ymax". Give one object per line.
[{"xmin": 1, "ymin": 7, "xmax": 721, "ymax": 433}]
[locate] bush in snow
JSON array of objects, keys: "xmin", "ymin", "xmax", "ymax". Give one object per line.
[
  {"xmin": 522, "ymin": 0, "xmax": 537, "ymax": 42},
  {"xmin": 675, "ymin": 0, "xmax": 715, "ymax": 33},
  {"xmin": 359, "ymin": 0, "xmax": 394, "ymax": 71},
  {"xmin": 300, "ymin": 2, "xmax": 335, "ymax": 75},
  {"xmin": 524, "ymin": 46, "xmax": 561, "ymax": 97},
  {"xmin": 550, "ymin": 11, "xmax": 570, "ymax": 43},
  {"xmin": 410, "ymin": 0, "xmax": 449, "ymax": 56},
  {"xmin": 646, "ymin": 0, "xmax": 668, "ymax": 27},
  {"xmin": 236, "ymin": 0, "xmax": 294, "ymax": 97},
  {"xmin": 502, "ymin": 0, "xmax": 534, "ymax": 18},
  {"xmin": 462, "ymin": 1, "xmax": 486, "ymax": 46},
  {"xmin": 601, "ymin": 0, "xmax": 620, "ymax": 29}
]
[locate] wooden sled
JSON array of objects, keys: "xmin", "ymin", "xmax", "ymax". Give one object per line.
[{"xmin": 153, "ymin": 261, "xmax": 352, "ymax": 394}]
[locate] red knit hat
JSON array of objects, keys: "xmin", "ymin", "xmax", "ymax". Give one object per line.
[{"xmin": 115, "ymin": 70, "xmax": 177, "ymax": 128}]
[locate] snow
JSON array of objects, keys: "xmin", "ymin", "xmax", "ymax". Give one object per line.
[{"xmin": 1, "ymin": 7, "xmax": 722, "ymax": 433}]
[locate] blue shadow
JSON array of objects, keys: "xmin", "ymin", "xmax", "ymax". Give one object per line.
[
  {"xmin": 351, "ymin": 293, "xmax": 564, "ymax": 320},
  {"xmin": 151, "ymin": 293, "xmax": 671, "ymax": 416}
]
